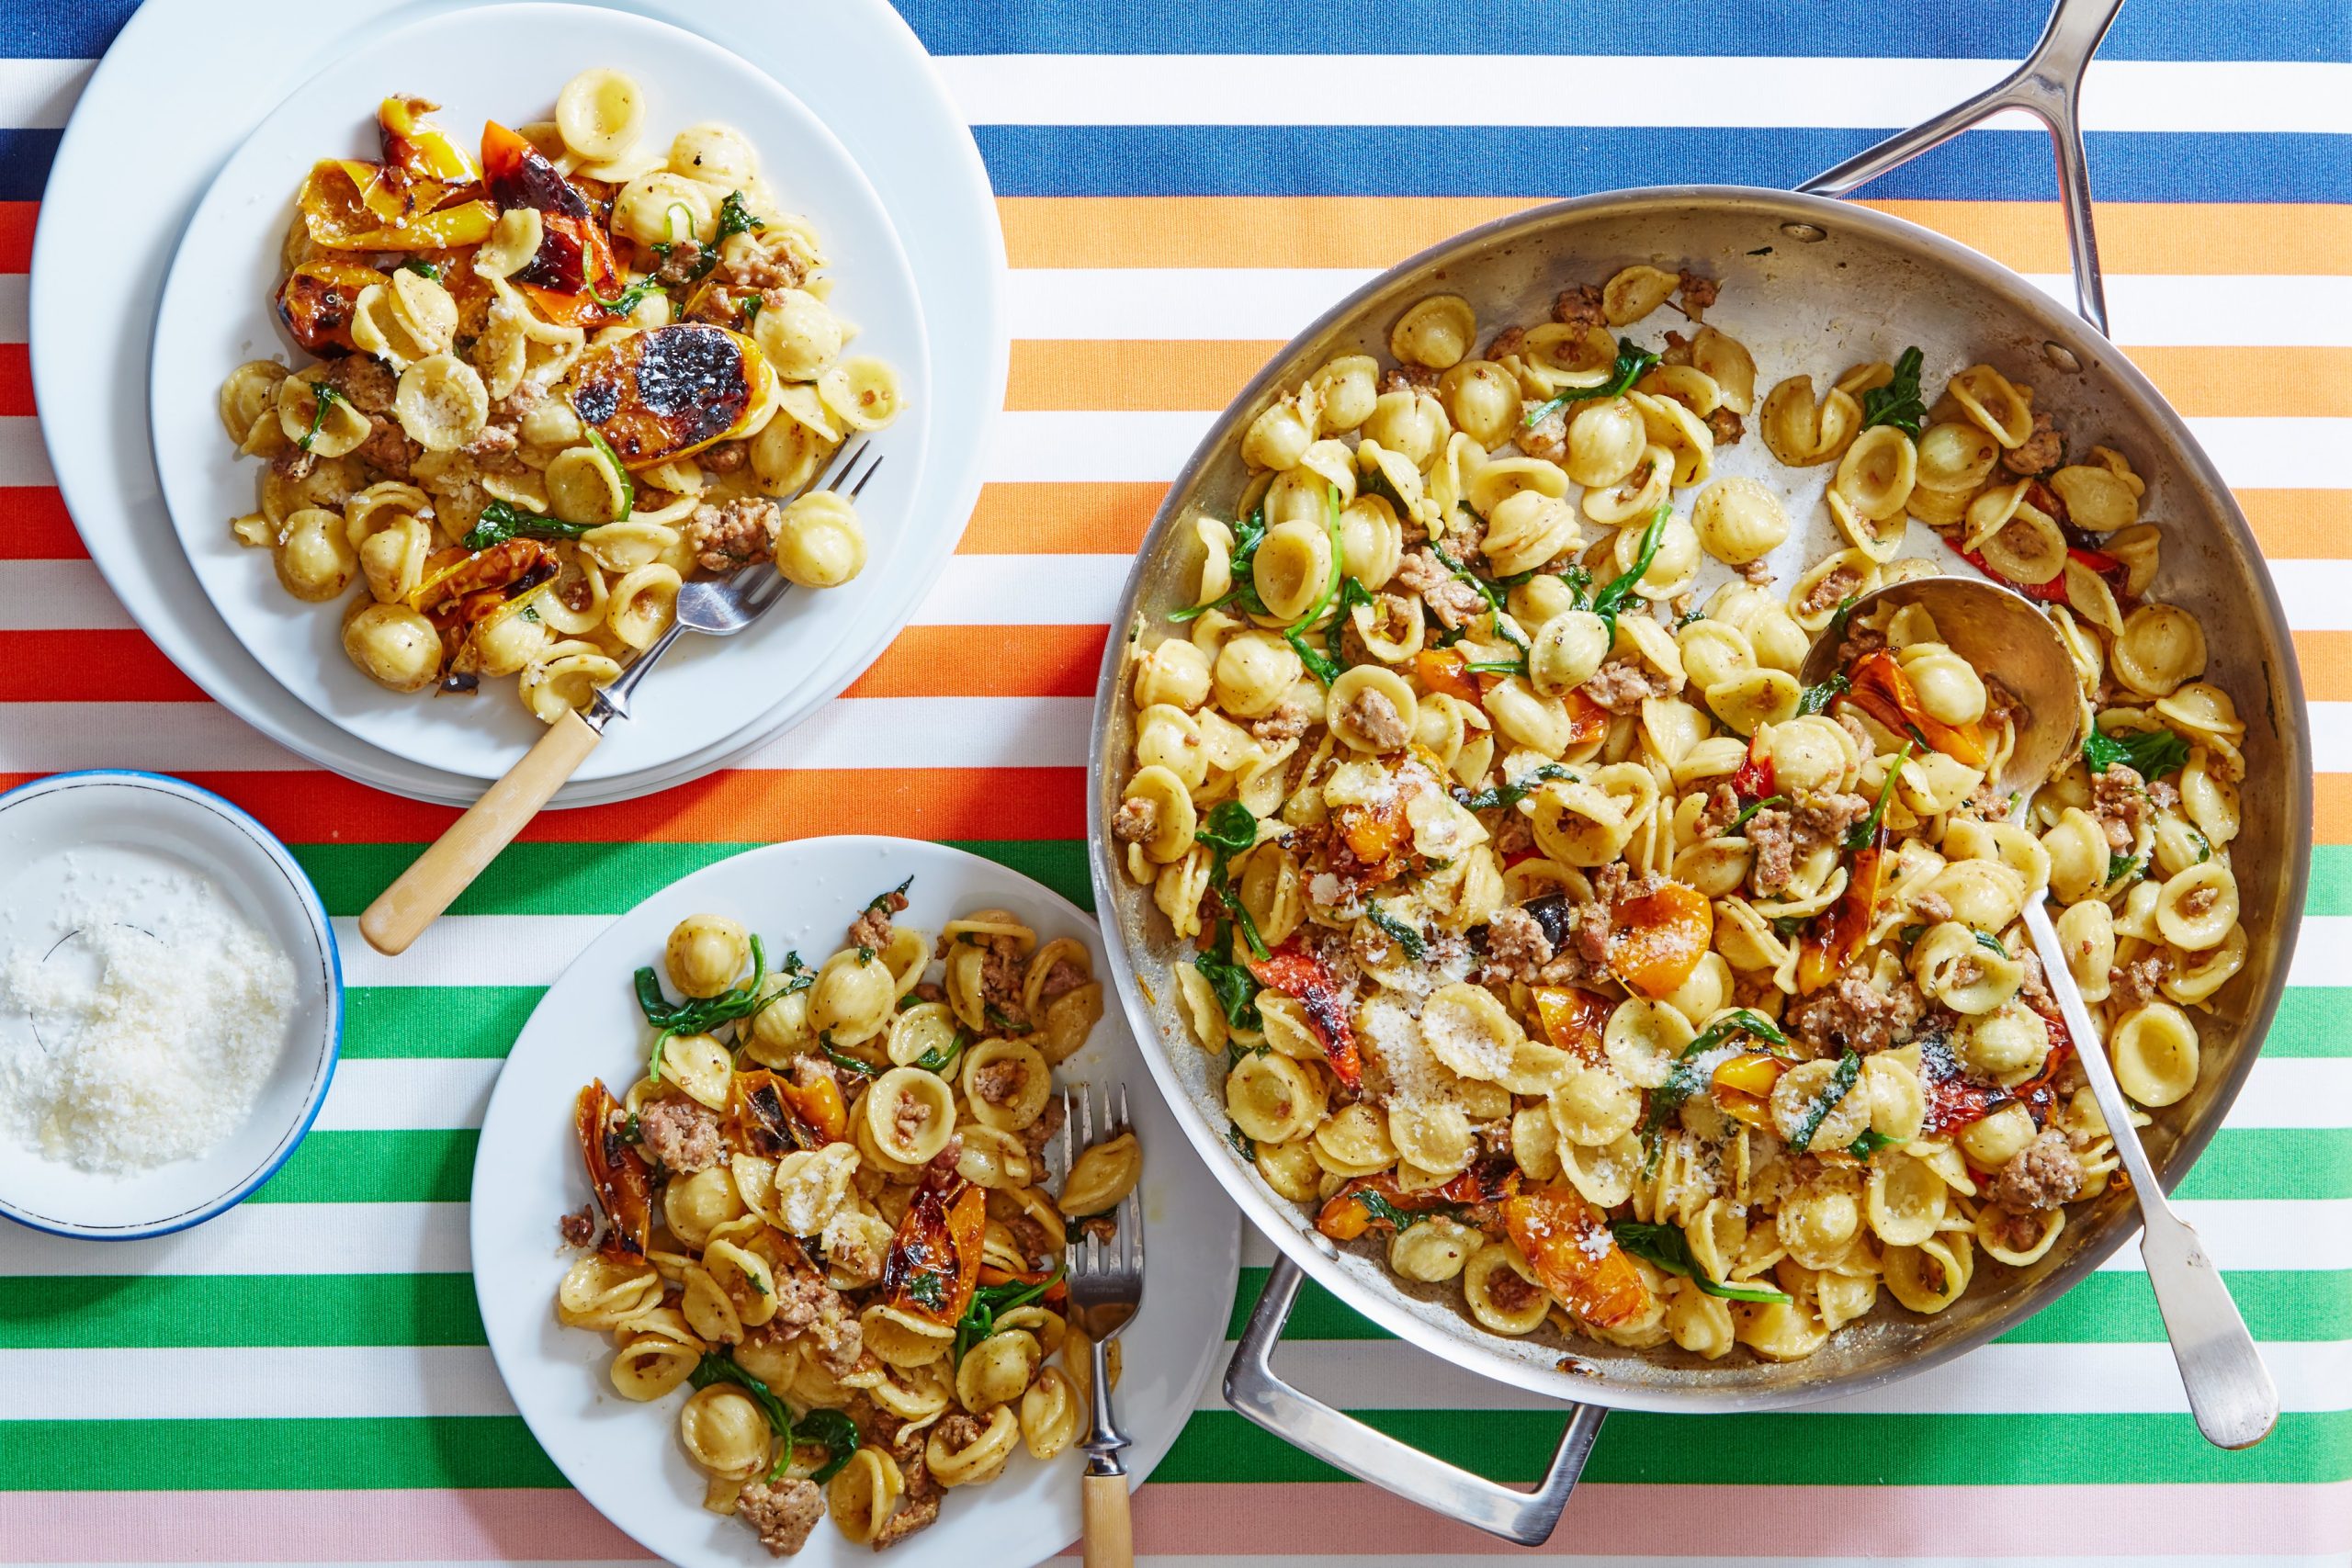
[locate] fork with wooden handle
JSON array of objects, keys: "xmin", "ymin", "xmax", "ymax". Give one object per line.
[
  {"xmin": 356, "ymin": 442, "xmax": 882, "ymax": 956},
  {"xmin": 1065, "ymin": 1084, "xmax": 1143, "ymax": 1568}
]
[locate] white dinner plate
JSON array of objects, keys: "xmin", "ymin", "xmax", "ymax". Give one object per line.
[
  {"xmin": 0, "ymin": 771, "xmax": 341, "ymax": 1240},
  {"xmin": 33, "ymin": 0, "xmax": 1007, "ymax": 806},
  {"xmin": 470, "ymin": 838, "xmax": 1238, "ymax": 1568},
  {"xmin": 149, "ymin": 3, "xmax": 933, "ymax": 787}
]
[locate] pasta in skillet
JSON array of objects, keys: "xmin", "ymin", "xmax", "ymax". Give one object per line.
[
  {"xmin": 217, "ymin": 72, "xmax": 901, "ymax": 719},
  {"xmin": 1118, "ymin": 267, "xmax": 2244, "ymax": 1363},
  {"xmin": 558, "ymin": 879, "xmax": 1130, "ymax": 1555}
]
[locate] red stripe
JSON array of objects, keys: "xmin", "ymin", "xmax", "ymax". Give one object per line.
[
  {"xmin": 0, "ymin": 489, "xmax": 83, "ymax": 558},
  {"xmin": 0, "ymin": 344, "xmax": 33, "ymax": 416},
  {"xmin": 845, "ymin": 624, "xmax": 1109, "ymax": 698},
  {"xmin": 0, "ymin": 203, "xmax": 35, "ymax": 274},
  {"xmin": 0, "ymin": 629, "xmax": 209, "ymax": 702},
  {"xmin": 0, "ymin": 766, "xmax": 1090, "ymax": 844}
]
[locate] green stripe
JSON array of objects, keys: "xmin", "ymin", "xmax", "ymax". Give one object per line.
[
  {"xmin": 295, "ymin": 840, "xmax": 1094, "ymax": 918},
  {"xmin": 1157, "ymin": 1410, "xmax": 2352, "ymax": 1487},
  {"xmin": 1, "ymin": 1410, "xmax": 2340, "ymax": 1490},
  {"xmin": 345, "ymin": 987, "xmax": 540, "ymax": 1060},
  {"xmin": 0, "ymin": 1418, "xmax": 562, "ymax": 1490},
  {"xmin": 251, "ymin": 1131, "xmax": 476, "ymax": 1204},
  {"xmin": 1221, "ymin": 1266, "xmax": 2352, "ymax": 1347},
  {"xmin": 2259, "ymin": 987, "xmax": 2352, "ymax": 1058},
  {"xmin": 2300, "ymin": 847, "xmax": 2352, "ymax": 916},
  {"xmin": 0, "ymin": 1275, "xmax": 482, "ymax": 1348},
  {"xmin": 243, "ymin": 1125, "xmax": 2347, "ymax": 1208}
]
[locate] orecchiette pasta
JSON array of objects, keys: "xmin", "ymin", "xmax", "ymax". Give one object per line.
[
  {"xmin": 1124, "ymin": 269, "xmax": 2248, "ymax": 1371},
  {"xmin": 220, "ymin": 80, "xmax": 900, "ymax": 722}
]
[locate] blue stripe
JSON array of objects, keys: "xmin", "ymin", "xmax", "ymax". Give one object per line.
[
  {"xmin": 0, "ymin": 130, "xmax": 57, "ymax": 200},
  {"xmin": 895, "ymin": 0, "xmax": 2352, "ymax": 62},
  {"xmin": 0, "ymin": 0, "xmax": 131, "ymax": 59},
  {"xmin": 971, "ymin": 126, "xmax": 2352, "ymax": 203}
]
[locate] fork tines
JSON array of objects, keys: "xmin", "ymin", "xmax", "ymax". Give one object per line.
[
  {"xmin": 797, "ymin": 437, "xmax": 883, "ymax": 503},
  {"xmin": 1063, "ymin": 1083, "xmax": 1142, "ymax": 1281}
]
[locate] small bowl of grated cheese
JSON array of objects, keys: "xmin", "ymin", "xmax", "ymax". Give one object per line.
[{"xmin": 0, "ymin": 771, "xmax": 340, "ymax": 1239}]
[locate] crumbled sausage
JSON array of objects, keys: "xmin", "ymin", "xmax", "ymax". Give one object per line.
[
  {"xmin": 1485, "ymin": 1265, "xmax": 1544, "ymax": 1314},
  {"xmin": 1110, "ymin": 796, "xmax": 1159, "ymax": 845},
  {"xmin": 1493, "ymin": 808, "xmax": 1534, "ymax": 857},
  {"xmin": 891, "ymin": 1091, "xmax": 934, "ymax": 1145},
  {"xmin": 2109, "ymin": 953, "xmax": 2172, "ymax": 1012},
  {"xmin": 1381, "ymin": 365, "xmax": 1437, "ymax": 393},
  {"xmin": 978, "ymin": 944, "xmax": 1028, "ymax": 1025},
  {"xmin": 1989, "ymin": 1128, "xmax": 2084, "ymax": 1212},
  {"xmin": 323, "ymin": 355, "xmax": 399, "ymax": 414},
  {"xmin": 971, "ymin": 1059, "xmax": 1025, "ymax": 1107},
  {"xmin": 1911, "ymin": 889, "xmax": 1955, "ymax": 925},
  {"xmin": 2018, "ymin": 945, "xmax": 2055, "ymax": 1011},
  {"xmin": 736, "ymin": 1477, "xmax": 824, "ymax": 1557},
  {"xmin": 1340, "ymin": 685, "xmax": 1412, "ymax": 750},
  {"xmin": 687, "ymin": 496, "xmax": 782, "ymax": 574},
  {"xmin": 558, "ymin": 1203, "xmax": 595, "ymax": 1247},
  {"xmin": 1694, "ymin": 783, "xmax": 1743, "ymax": 840},
  {"xmin": 353, "ymin": 416, "xmax": 416, "ymax": 479},
  {"xmin": 1251, "ymin": 693, "xmax": 1314, "ymax": 743},
  {"xmin": 1392, "ymin": 547, "xmax": 1489, "ymax": 631},
  {"xmin": 1017, "ymin": 1090, "xmax": 1068, "ymax": 1163},
  {"xmin": 1519, "ymin": 404, "xmax": 1568, "ymax": 465},
  {"xmin": 1658, "ymin": 330, "xmax": 1694, "ymax": 367},
  {"xmin": 1798, "ymin": 563, "xmax": 1866, "ymax": 619},
  {"xmin": 1482, "ymin": 904, "xmax": 1555, "ymax": 978},
  {"xmin": 1553, "ymin": 284, "xmax": 1604, "ymax": 329},
  {"xmin": 1744, "ymin": 806, "xmax": 1796, "ymax": 896},
  {"xmin": 1583, "ymin": 658, "xmax": 1675, "ymax": 713},
  {"xmin": 848, "ymin": 887, "xmax": 907, "ymax": 953},
  {"xmin": 1037, "ymin": 957, "xmax": 1087, "ymax": 1002},
  {"xmin": 1737, "ymin": 557, "xmax": 1774, "ymax": 585},
  {"xmin": 718, "ymin": 242, "xmax": 806, "ymax": 292},
  {"xmin": 1706, "ymin": 407, "xmax": 1746, "ymax": 446},
  {"xmin": 2002, "ymin": 412, "xmax": 2065, "ymax": 477},
  {"xmin": 652, "ymin": 241, "xmax": 703, "ymax": 287},
  {"xmin": 1486, "ymin": 325, "xmax": 1527, "ymax": 362},
  {"xmin": 2091, "ymin": 763, "xmax": 2150, "ymax": 852},
  {"xmin": 1788, "ymin": 975, "xmax": 1928, "ymax": 1055},
  {"xmin": 1792, "ymin": 790, "xmax": 1871, "ymax": 855},
  {"xmin": 764, "ymin": 1267, "xmax": 864, "ymax": 1375},
  {"xmin": 639, "ymin": 1098, "xmax": 724, "ymax": 1174},
  {"xmin": 461, "ymin": 423, "xmax": 519, "ymax": 460},
  {"xmin": 2182, "ymin": 883, "xmax": 2219, "ymax": 919},
  {"xmin": 703, "ymin": 438, "xmax": 750, "ymax": 475},
  {"xmin": 1677, "ymin": 269, "xmax": 1719, "ymax": 316}
]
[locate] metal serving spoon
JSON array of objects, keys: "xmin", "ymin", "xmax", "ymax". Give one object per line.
[{"xmin": 1799, "ymin": 576, "xmax": 2277, "ymax": 1450}]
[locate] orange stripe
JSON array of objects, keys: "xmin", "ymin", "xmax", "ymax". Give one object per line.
[
  {"xmin": 998, "ymin": 197, "xmax": 2352, "ymax": 275},
  {"xmin": 961, "ymin": 481, "xmax": 1166, "ymax": 554},
  {"xmin": 845, "ymin": 624, "xmax": 1108, "ymax": 698},
  {"xmin": 1005, "ymin": 340, "xmax": 2352, "ymax": 419},
  {"xmin": 0, "ymin": 489, "xmax": 83, "ymax": 558},
  {"xmin": 2238, "ymin": 491, "xmax": 2352, "ymax": 560},
  {"xmin": 0, "ymin": 767, "xmax": 1089, "ymax": 845},
  {"xmin": 2292, "ymin": 632, "xmax": 2352, "ymax": 702},
  {"xmin": 2317, "ymin": 776, "xmax": 2352, "ymax": 847},
  {"xmin": 0, "ymin": 630, "xmax": 209, "ymax": 702}
]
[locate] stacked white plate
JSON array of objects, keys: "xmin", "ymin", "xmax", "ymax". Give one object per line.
[{"xmin": 33, "ymin": 0, "xmax": 1007, "ymax": 806}]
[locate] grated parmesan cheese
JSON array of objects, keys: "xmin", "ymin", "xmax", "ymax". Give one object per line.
[{"xmin": 0, "ymin": 856, "xmax": 297, "ymax": 1174}]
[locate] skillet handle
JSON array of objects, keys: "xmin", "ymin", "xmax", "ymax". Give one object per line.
[
  {"xmin": 1222, "ymin": 1257, "xmax": 1606, "ymax": 1546},
  {"xmin": 1797, "ymin": 0, "xmax": 2123, "ymax": 335}
]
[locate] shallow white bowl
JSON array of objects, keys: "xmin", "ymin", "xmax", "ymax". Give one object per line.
[
  {"xmin": 471, "ymin": 836, "xmax": 1238, "ymax": 1568},
  {"xmin": 147, "ymin": 1, "xmax": 934, "ymax": 787},
  {"xmin": 0, "ymin": 772, "xmax": 342, "ymax": 1240}
]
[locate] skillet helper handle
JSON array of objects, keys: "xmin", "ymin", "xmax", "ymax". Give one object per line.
[
  {"xmin": 1223, "ymin": 1258, "xmax": 1606, "ymax": 1547},
  {"xmin": 1797, "ymin": 0, "xmax": 2124, "ymax": 334},
  {"xmin": 357, "ymin": 709, "xmax": 603, "ymax": 955}
]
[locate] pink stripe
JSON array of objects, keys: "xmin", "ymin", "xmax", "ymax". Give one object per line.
[
  {"xmin": 3, "ymin": 1482, "xmax": 2343, "ymax": 1562},
  {"xmin": 1085, "ymin": 1481, "xmax": 2352, "ymax": 1558},
  {"xmin": 0, "ymin": 1491, "xmax": 650, "ymax": 1563}
]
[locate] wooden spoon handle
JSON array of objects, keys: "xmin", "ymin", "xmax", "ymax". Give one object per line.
[
  {"xmin": 358, "ymin": 710, "xmax": 602, "ymax": 956},
  {"xmin": 1081, "ymin": 1472, "xmax": 1132, "ymax": 1568}
]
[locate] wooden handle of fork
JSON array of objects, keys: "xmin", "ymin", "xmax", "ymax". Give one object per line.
[
  {"xmin": 358, "ymin": 710, "xmax": 602, "ymax": 956},
  {"xmin": 1081, "ymin": 1472, "xmax": 1132, "ymax": 1568}
]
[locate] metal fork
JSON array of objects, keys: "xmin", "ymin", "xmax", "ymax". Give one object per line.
[
  {"xmin": 357, "ymin": 442, "xmax": 884, "ymax": 956},
  {"xmin": 1063, "ymin": 1083, "xmax": 1143, "ymax": 1568}
]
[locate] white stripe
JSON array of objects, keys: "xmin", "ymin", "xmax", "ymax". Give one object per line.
[
  {"xmin": 0, "ymin": 57, "xmax": 88, "ymax": 130},
  {"xmin": 0, "ymin": 414, "xmax": 52, "ymax": 485},
  {"xmin": 910, "ymin": 552, "xmax": 1135, "ymax": 626},
  {"xmin": 2271, "ymin": 566, "xmax": 2352, "ymax": 633},
  {"xmin": 1005, "ymin": 270, "xmax": 2352, "ymax": 352},
  {"xmin": 2286, "ymin": 916, "xmax": 2352, "ymax": 989},
  {"xmin": 1, "ymin": 1334, "xmax": 2338, "ymax": 1421},
  {"xmin": 313, "ymin": 1051, "xmax": 2352, "ymax": 1136},
  {"xmin": 726, "ymin": 693, "xmax": 1095, "ymax": 768},
  {"xmin": 0, "ymin": 275, "xmax": 23, "ymax": 344},
  {"xmin": 938, "ymin": 55, "xmax": 2352, "ymax": 135},
  {"xmin": 0, "ymin": 705, "xmax": 319, "ymax": 772},
  {"xmin": 331, "ymin": 914, "xmax": 608, "ymax": 988},
  {"xmin": 309, "ymin": 1058, "xmax": 499, "ymax": 1133},
  {"xmin": 1238, "ymin": 1201, "xmax": 2352, "ymax": 1273},
  {"xmin": 0, "ymin": 1202, "xmax": 466, "ymax": 1276}
]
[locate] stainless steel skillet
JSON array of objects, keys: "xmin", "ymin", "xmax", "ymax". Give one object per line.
[{"xmin": 1085, "ymin": 0, "xmax": 2312, "ymax": 1543}]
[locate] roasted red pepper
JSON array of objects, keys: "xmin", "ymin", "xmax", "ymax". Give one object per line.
[
  {"xmin": 1315, "ymin": 1161, "xmax": 1519, "ymax": 1241},
  {"xmin": 1414, "ymin": 648, "xmax": 1483, "ymax": 705},
  {"xmin": 1532, "ymin": 986, "xmax": 1614, "ymax": 1061},
  {"xmin": 1502, "ymin": 1184, "xmax": 1651, "ymax": 1328},
  {"xmin": 1607, "ymin": 882, "xmax": 1714, "ymax": 1000},
  {"xmin": 481, "ymin": 119, "xmax": 621, "ymax": 321},
  {"xmin": 728, "ymin": 1068, "xmax": 833, "ymax": 1159},
  {"xmin": 1249, "ymin": 945, "xmax": 1362, "ymax": 1090},
  {"xmin": 1842, "ymin": 648, "xmax": 1986, "ymax": 767},
  {"xmin": 277, "ymin": 257, "xmax": 389, "ymax": 355},
  {"xmin": 882, "ymin": 1157, "xmax": 988, "ymax": 1325},
  {"xmin": 1727, "ymin": 738, "xmax": 1775, "ymax": 800},
  {"xmin": 574, "ymin": 1080, "xmax": 652, "ymax": 1262},
  {"xmin": 1797, "ymin": 841, "xmax": 1884, "ymax": 995}
]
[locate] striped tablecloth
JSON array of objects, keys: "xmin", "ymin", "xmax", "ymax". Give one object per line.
[{"xmin": 5, "ymin": 1, "xmax": 2347, "ymax": 1562}]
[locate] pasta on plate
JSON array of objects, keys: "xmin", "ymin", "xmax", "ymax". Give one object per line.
[
  {"xmin": 217, "ymin": 72, "xmax": 902, "ymax": 719},
  {"xmin": 1115, "ymin": 266, "xmax": 2245, "ymax": 1364},
  {"xmin": 559, "ymin": 879, "xmax": 1131, "ymax": 1556}
]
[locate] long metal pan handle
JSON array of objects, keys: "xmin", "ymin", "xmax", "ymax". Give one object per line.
[
  {"xmin": 1798, "ymin": 0, "xmax": 2124, "ymax": 335},
  {"xmin": 1223, "ymin": 1258, "xmax": 1608, "ymax": 1546}
]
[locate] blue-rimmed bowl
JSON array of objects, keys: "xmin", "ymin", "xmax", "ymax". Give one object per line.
[{"xmin": 0, "ymin": 771, "xmax": 341, "ymax": 1239}]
